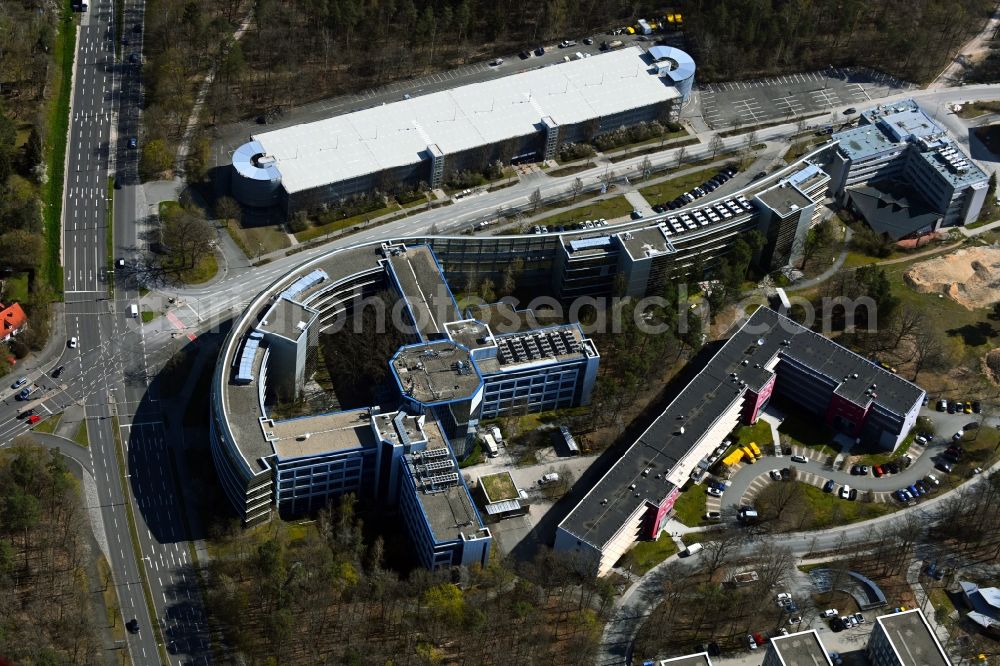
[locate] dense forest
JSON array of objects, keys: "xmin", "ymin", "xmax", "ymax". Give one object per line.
[
  {"xmin": 0, "ymin": 0, "xmax": 71, "ymax": 364},
  {"xmin": 684, "ymin": 0, "xmax": 994, "ymax": 82},
  {"xmin": 0, "ymin": 438, "xmax": 104, "ymax": 663},
  {"xmin": 204, "ymin": 496, "xmax": 612, "ymax": 665}
]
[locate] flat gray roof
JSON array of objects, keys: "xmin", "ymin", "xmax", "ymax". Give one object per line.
[
  {"xmin": 875, "ymin": 609, "xmax": 950, "ymax": 666},
  {"xmin": 757, "ymin": 181, "xmax": 813, "ymax": 217},
  {"xmin": 618, "ymin": 226, "xmax": 674, "ymax": 260},
  {"xmin": 658, "ymin": 654, "xmax": 712, "ymax": 666},
  {"xmin": 258, "ymin": 298, "xmax": 318, "ymax": 341},
  {"xmin": 391, "ymin": 341, "xmax": 481, "ymax": 405},
  {"xmin": 386, "ymin": 245, "xmax": 458, "ymax": 340},
  {"xmin": 769, "ymin": 630, "xmax": 832, "ymax": 665},
  {"xmin": 253, "ymin": 47, "xmax": 679, "ymax": 194},
  {"xmin": 267, "ymin": 409, "xmax": 376, "ymax": 459},
  {"xmin": 405, "ymin": 418, "xmax": 485, "ymax": 543},
  {"xmin": 475, "ymin": 325, "xmax": 595, "ymax": 375},
  {"xmin": 445, "ymin": 319, "xmax": 494, "ymax": 351}
]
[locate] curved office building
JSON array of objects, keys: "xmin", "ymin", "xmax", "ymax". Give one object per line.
[{"xmin": 210, "ymin": 147, "xmax": 835, "ymax": 570}]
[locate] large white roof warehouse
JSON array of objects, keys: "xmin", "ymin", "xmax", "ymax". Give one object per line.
[{"xmin": 234, "ymin": 47, "xmax": 682, "ymax": 210}]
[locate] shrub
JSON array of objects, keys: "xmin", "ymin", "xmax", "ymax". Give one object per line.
[
  {"xmin": 288, "ymin": 211, "xmax": 309, "ymax": 233},
  {"xmin": 557, "ymin": 142, "xmax": 596, "ymax": 162}
]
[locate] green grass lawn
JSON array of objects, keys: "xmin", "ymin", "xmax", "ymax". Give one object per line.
[
  {"xmin": 227, "ymin": 223, "xmax": 290, "ymax": 259},
  {"xmin": 855, "ymin": 435, "xmax": 914, "ymax": 467},
  {"xmin": 798, "ymin": 482, "xmax": 893, "ymax": 528},
  {"xmin": 458, "ymin": 441, "xmax": 485, "ymax": 468},
  {"xmin": 31, "ymin": 412, "xmax": 62, "ymax": 434},
  {"xmin": 778, "ymin": 411, "xmax": 838, "ymax": 456},
  {"xmin": 784, "ymin": 138, "xmax": 824, "ymax": 163},
  {"xmin": 2, "ymin": 273, "xmax": 30, "ymax": 303},
  {"xmin": 734, "ymin": 420, "xmax": 774, "ymax": 448},
  {"xmin": 548, "ymin": 161, "xmax": 597, "ymax": 177},
  {"xmin": 141, "ymin": 309, "xmax": 156, "ymax": 323},
  {"xmin": 72, "ymin": 421, "xmax": 89, "ymax": 448},
  {"xmin": 295, "ymin": 203, "xmax": 399, "ymax": 242},
  {"xmin": 638, "ymin": 167, "xmax": 720, "ymax": 204},
  {"xmin": 158, "ymin": 200, "xmax": 180, "ymax": 217},
  {"xmin": 480, "ymin": 472, "xmax": 518, "ymax": 501},
  {"xmin": 617, "ymin": 532, "xmax": 679, "ymax": 575},
  {"xmin": 672, "ymin": 484, "xmax": 708, "ymax": 527},
  {"xmin": 532, "ymin": 195, "xmax": 634, "ymax": 227},
  {"xmin": 165, "ymin": 252, "xmax": 218, "ymax": 285}
]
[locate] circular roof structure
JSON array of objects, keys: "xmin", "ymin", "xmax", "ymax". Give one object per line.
[
  {"xmin": 648, "ymin": 46, "xmax": 696, "ymax": 83},
  {"xmin": 232, "ymin": 140, "xmax": 281, "ymax": 183}
]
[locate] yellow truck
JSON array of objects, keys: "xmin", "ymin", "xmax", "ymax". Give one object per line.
[
  {"xmin": 741, "ymin": 446, "xmax": 757, "ymax": 463},
  {"xmin": 749, "ymin": 442, "xmax": 762, "ymax": 458},
  {"xmin": 722, "ymin": 448, "xmax": 745, "ymax": 466}
]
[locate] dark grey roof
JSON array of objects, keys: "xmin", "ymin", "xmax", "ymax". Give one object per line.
[
  {"xmin": 848, "ymin": 185, "xmax": 939, "ymax": 240},
  {"xmin": 559, "ymin": 307, "xmax": 924, "ymax": 549}
]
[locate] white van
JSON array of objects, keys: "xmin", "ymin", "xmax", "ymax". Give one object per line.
[
  {"xmin": 490, "ymin": 426, "xmax": 503, "ymax": 445},
  {"xmin": 482, "ymin": 433, "xmax": 499, "ymax": 457},
  {"xmin": 128, "ymin": 304, "xmax": 139, "ymax": 318},
  {"xmin": 684, "ymin": 543, "xmax": 703, "ymax": 556}
]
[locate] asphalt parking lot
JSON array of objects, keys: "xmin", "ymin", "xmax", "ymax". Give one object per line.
[{"xmin": 696, "ymin": 68, "xmax": 916, "ymax": 129}]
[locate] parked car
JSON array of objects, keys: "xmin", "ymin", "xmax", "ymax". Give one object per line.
[
  {"xmin": 926, "ymin": 473, "xmax": 941, "ymax": 486},
  {"xmin": 707, "ymin": 487, "xmax": 724, "ymax": 497},
  {"xmin": 789, "ymin": 616, "xmax": 803, "ymax": 625},
  {"xmin": 964, "ymin": 401, "xmax": 973, "ymax": 414},
  {"xmin": 790, "ymin": 454, "xmax": 807, "ymax": 464},
  {"xmin": 11, "ymin": 377, "xmax": 27, "ymax": 390},
  {"xmin": 936, "ymin": 460, "xmax": 954, "ymax": 474},
  {"xmin": 854, "ymin": 612, "xmax": 865, "ymax": 624},
  {"xmin": 753, "ymin": 632, "xmax": 765, "ymax": 647},
  {"xmin": 848, "ymin": 488, "xmax": 858, "ymax": 501},
  {"xmin": 703, "ymin": 511, "xmax": 721, "ymax": 521},
  {"xmin": 838, "ymin": 485, "xmax": 851, "ymax": 499},
  {"xmin": 821, "ymin": 608, "xmax": 838, "ymax": 618},
  {"xmin": 776, "ymin": 593, "xmax": 792, "ymax": 603},
  {"xmin": 769, "ymin": 469, "xmax": 782, "ymax": 481},
  {"xmin": 948, "ymin": 401, "xmax": 957, "ymax": 414},
  {"xmin": 747, "ymin": 635, "xmax": 758, "ymax": 650},
  {"xmin": 823, "ymin": 479, "xmax": 835, "ymax": 493},
  {"xmin": 937, "ymin": 399, "xmax": 947, "ymax": 411},
  {"xmin": 873, "ymin": 465, "xmax": 884, "ymax": 477},
  {"xmin": 534, "ymin": 46, "xmax": 545, "ymax": 56},
  {"xmin": 973, "ymin": 400, "xmax": 982, "ymax": 413},
  {"xmin": 519, "ymin": 51, "xmax": 531, "ymax": 59},
  {"xmin": 583, "ymin": 37, "xmax": 594, "ymax": 45},
  {"xmin": 780, "ymin": 468, "xmax": 791, "ymax": 479},
  {"xmin": 830, "ymin": 618, "xmax": 845, "ymax": 632},
  {"xmin": 558, "ymin": 40, "xmax": 577, "ymax": 48},
  {"xmin": 489, "ymin": 58, "xmax": 504, "ymax": 66}
]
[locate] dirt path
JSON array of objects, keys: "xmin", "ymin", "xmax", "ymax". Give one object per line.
[
  {"xmin": 174, "ymin": 8, "xmax": 255, "ymax": 173},
  {"xmin": 929, "ymin": 5, "xmax": 1000, "ymax": 88}
]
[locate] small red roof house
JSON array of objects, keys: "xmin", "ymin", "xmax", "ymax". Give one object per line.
[{"xmin": 0, "ymin": 303, "xmax": 27, "ymax": 342}]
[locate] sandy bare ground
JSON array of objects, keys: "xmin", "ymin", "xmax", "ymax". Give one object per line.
[{"xmin": 904, "ymin": 245, "xmax": 1000, "ymax": 310}]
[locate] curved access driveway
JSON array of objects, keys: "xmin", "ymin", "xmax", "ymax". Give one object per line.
[{"xmin": 599, "ymin": 457, "xmax": 997, "ymax": 666}]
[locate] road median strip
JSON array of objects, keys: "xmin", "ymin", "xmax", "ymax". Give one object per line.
[{"xmin": 111, "ymin": 415, "xmax": 170, "ymax": 663}]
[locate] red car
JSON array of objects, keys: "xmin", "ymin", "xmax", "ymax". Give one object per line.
[
  {"xmin": 873, "ymin": 465, "xmax": 884, "ymax": 477},
  {"xmin": 753, "ymin": 632, "xmax": 765, "ymax": 646},
  {"xmin": 26, "ymin": 414, "xmax": 41, "ymax": 425}
]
